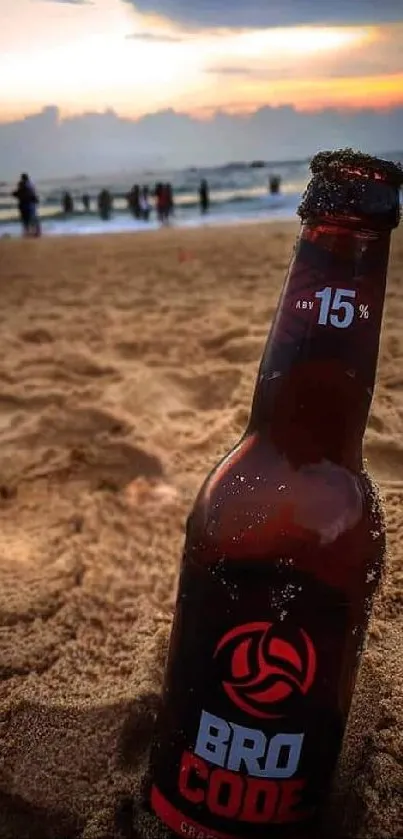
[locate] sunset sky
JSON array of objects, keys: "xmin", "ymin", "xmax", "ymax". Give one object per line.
[{"xmin": 0, "ymin": 0, "xmax": 402, "ymax": 121}]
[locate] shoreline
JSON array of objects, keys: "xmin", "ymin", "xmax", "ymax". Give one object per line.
[{"xmin": 0, "ymin": 202, "xmax": 299, "ymax": 240}]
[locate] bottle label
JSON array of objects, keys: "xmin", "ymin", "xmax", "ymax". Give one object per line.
[
  {"xmin": 262, "ymin": 234, "xmax": 389, "ymax": 392},
  {"xmin": 151, "ymin": 556, "xmax": 350, "ymax": 839}
]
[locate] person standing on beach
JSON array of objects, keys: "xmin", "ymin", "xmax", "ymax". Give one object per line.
[
  {"xmin": 269, "ymin": 175, "xmax": 281, "ymax": 195},
  {"xmin": 97, "ymin": 189, "xmax": 112, "ymax": 221},
  {"xmin": 82, "ymin": 193, "xmax": 90, "ymax": 212},
  {"xmin": 199, "ymin": 179, "xmax": 210, "ymax": 214},
  {"xmin": 128, "ymin": 185, "xmax": 140, "ymax": 218},
  {"xmin": 155, "ymin": 182, "xmax": 163, "ymax": 223},
  {"xmin": 166, "ymin": 183, "xmax": 174, "ymax": 220},
  {"xmin": 155, "ymin": 182, "xmax": 167, "ymax": 224},
  {"xmin": 12, "ymin": 173, "xmax": 41, "ymax": 237},
  {"xmin": 62, "ymin": 191, "xmax": 74, "ymax": 215},
  {"xmin": 140, "ymin": 186, "xmax": 151, "ymax": 221}
]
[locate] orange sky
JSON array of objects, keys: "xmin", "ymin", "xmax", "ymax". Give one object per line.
[{"xmin": 0, "ymin": 0, "xmax": 402, "ymax": 120}]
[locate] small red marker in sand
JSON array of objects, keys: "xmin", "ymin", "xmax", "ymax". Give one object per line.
[{"xmin": 178, "ymin": 249, "xmax": 193, "ymax": 263}]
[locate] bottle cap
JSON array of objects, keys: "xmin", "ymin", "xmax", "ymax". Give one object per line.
[{"xmin": 298, "ymin": 148, "xmax": 403, "ymax": 229}]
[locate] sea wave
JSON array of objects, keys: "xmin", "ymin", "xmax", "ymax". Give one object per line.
[
  {"xmin": 3, "ymin": 150, "xmax": 400, "ymax": 238},
  {"xmin": 0, "ymin": 192, "xmax": 300, "ymax": 239}
]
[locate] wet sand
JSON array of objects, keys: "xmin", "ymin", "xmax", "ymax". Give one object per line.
[{"xmin": 0, "ymin": 223, "xmax": 402, "ymax": 838}]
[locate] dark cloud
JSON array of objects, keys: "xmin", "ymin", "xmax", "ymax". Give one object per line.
[
  {"xmin": 207, "ymin": 50, "xmax": 402, "ymax": 82},
  {"xmin": 124, "ymin": 0, "xmax": 403, "ymax": 28}
]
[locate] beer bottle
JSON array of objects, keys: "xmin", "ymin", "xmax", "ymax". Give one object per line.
[{"xmin": 148, "ymin": 150, "xmax": 403, "ymax": 839}]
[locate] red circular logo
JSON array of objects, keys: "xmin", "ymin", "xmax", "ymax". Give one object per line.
[{"xmin": 214, "ymin": 622, "xmax": 316, "ymax": 719}]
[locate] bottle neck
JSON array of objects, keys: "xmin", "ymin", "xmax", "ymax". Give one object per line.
[{"xmin": 249, "ymin": 220, "xmax": 391, "ymax": 469}]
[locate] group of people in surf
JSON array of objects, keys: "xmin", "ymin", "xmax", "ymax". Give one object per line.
[
  {"xmin": 59, "ymin": 179, "xmax": 210, "ymax": 224},
  {"xmin": 126, "ymin": 182, "xmax": 174, "ymax": 224},
  {"xmin": 12, "ymin": 171, "xmax": 281, "ymax": 237}
]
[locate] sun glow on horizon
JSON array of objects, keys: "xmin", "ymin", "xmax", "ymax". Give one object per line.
[
  {"xmin": 0, "ymin": 0, "xmax": 401, "ymax": 120},
  {"xmin": 220, "ymin": 24, "xmax": 374, "ymax": 59}
]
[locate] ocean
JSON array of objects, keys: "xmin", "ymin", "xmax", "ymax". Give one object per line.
[{"xmin": 2, "ymin": 152, "xmax": 403, "ymax": 238}]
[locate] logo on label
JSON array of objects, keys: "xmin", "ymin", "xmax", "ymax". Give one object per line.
[{"xmin": 214, "ymin": 622, "xmax": 316, "ymax": 719}]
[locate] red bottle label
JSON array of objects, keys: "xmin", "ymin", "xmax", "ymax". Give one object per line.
[{"xmin": 150, "ymin": 557, "xmax": 352, "ymax": 839}]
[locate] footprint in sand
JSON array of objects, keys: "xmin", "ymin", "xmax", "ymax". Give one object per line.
[
  {"xmin": 37, "ymin": 406, "xmax": 164, "ymax": 490},
  {"xmin": 69, "ymin": 440, "xmax": 164, "ymax": 491},
  {"xmin": 217, "ymin": 337, "xmax": 264, "ymax": 364},
  {"xmin": 201, "ymin": 326, "xmax": 249, "ymax": 352},
  {"xmin": 0, "ymin": 404, "xmax": 164, "ymax": 495},
  {"xmin": 19, "ymin": 328, "xmax": 54, "ymax": 344},
  {"xmin": 168, "ymin": 368, "xmax": 242, "ymax": 412},
  {"xmin": 106, "ymin": 362, "xmax": 242, "ymax": 419},
  {"xmin": 35, "ymin": 406, "xmax": 130, "ymax": 444},
  {"xmin": 0, "ymin": 392, "xmax": 65, "ymax": 412},
  {"xmin": 201, "ymin": 327, "xmax": 264, "ymax": 365},
  {"xmin": 105, "ymin": 367, "xmax": 187, "ymax": 418},
  {"xmin": 0, "ymin": 392, "xmax": 66, "ymax": 435},
  {"xmin": 16, "ymin": 352, "xmax": 118, "ymax": 384},
  {"xmin": 61, "ymin": 352, "xmax": 119, "ymax": 379},
  {"xmin": 114, "ymin": 340, "xmax": 145, "ymax": 360}
]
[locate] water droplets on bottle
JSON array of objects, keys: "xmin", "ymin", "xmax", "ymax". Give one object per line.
[
  {"xmin": 207, "ymin": 518, "xmax": 218, "ymax": 537},
  {"xmin": 277, "ymin": 557, "xmax": 294, "ymax": 567}
]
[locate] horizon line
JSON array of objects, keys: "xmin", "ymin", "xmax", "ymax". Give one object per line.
[
  {"xmin": 2, "ymin": 98, "xmax": 403, "ymax": 124},
  {"xmin": 4, "ymin": 147, "xmax": 402, "ymax": 185}
]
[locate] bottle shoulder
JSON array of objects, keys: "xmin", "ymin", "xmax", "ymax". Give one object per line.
[{"xmin": 189, "ymin": 432, "xmax": 383, "ymax": 562}]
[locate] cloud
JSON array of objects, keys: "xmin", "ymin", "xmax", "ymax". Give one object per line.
[
  {"xmin": 206, "ymin": 65, "xmax": 301, "ymax": 82},
  {"xmin": 123, "ymin": 0, "xmax": 403, "ymax": 28},
  {"xmin": 206, "ymin": 66, "xmax": 255, "ymax": 77},
  {"xmin": 125, "ymin": 31, "xmax": 184, "ymax": 42},
  {"xmin": 40, "ymin": 0, "xmax": 90, "ymax": 5},
  {"xmin": 205, "ymin": 23, "xmax": 403, "ymax": 82},
  {"xmin": 1, "ymin": 103, "xmax": 402, "ymax": 178}
]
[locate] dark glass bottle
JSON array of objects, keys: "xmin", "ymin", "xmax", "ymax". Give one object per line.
[{"xmin": 148, "ymin": 150, "xmax": 403, "ymax": 839}]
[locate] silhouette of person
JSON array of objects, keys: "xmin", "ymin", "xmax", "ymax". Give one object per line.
[
  {"xmin": 82, "ymin": 193, "xmax": 90, "ymax": 212},
  {"xmin": 128, "ymin": 185, "xmax": 140, "ymax": 219},
  {"xmin": 62, "ymin": 191, "xmax": 74, "ymax": 215},
  {"xmin": 166, "ymin": 182, "xmax": 174, "ymax": 219},
  {"xmin": 98, "ymin": 189, "xmax": 112, "ymax": 220},
  {"xmin": 139, "ymin": 186, "xmax": 151, "ymax": 221},
  {"xmin": 269, "ymin": 175, "xmax": 281, "ymax": 195},
  {"xmin": 199, "ymin": 179, "xmax": 210, "ymax": 214},
  {"xmin": 155, "ymin": 182, "xmax": 165, "ymax": 224},
  {"xmin": 12, "ymin": 173, "xmax": 41, "ymax": 237}
]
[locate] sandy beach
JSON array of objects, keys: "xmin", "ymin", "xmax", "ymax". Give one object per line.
[{"xmin": 0, "ymin": 222, "xmax": 402, "ymax": 839}]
